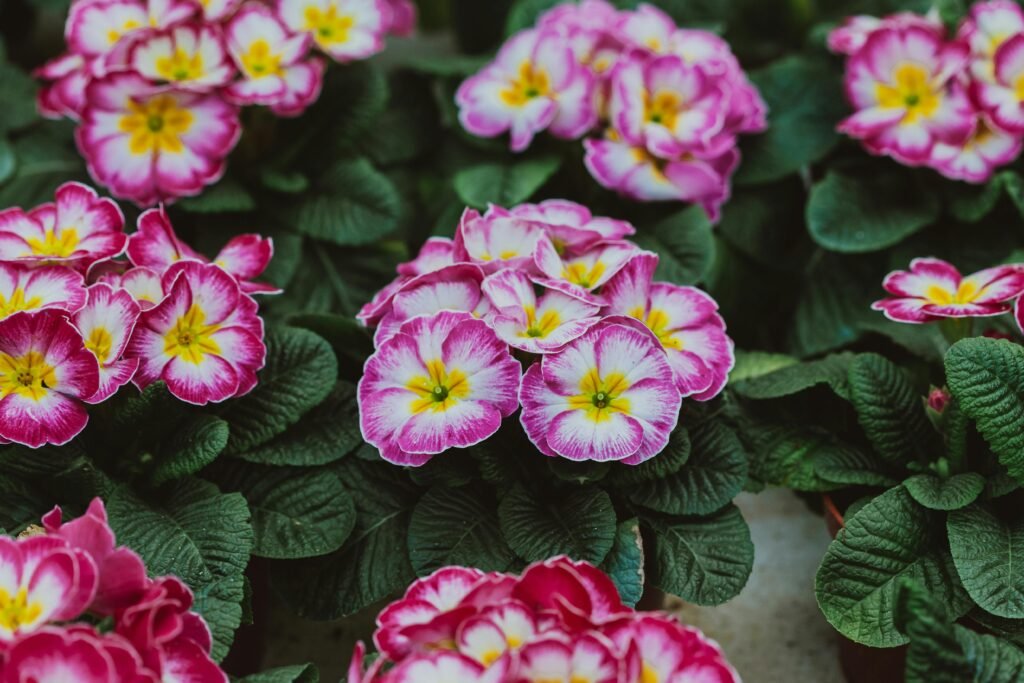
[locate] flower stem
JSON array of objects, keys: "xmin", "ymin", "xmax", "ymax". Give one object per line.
[{"xmin": 938, "ymin": 318, "xmax": 972, "ymax": 346}]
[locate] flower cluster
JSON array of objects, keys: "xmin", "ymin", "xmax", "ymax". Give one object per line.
[
  {"xmin": 0, "ymin": 181, "xmax": 272, "ymax": 448},
  {"xmin": 347, "ymin": 557, "xmax": 740, "ymax": 683},
  {"xmin": 456, "ymin": 1, "xmax": 766, "ymax": 221},
  {"xmin": 831, "ymin": 0, "xmax": 1024, "ymax": 183},
  {"xmin": 871, "ymin": 257, "xmax": 1024, "ymax": 331},
  {"xmin": 0, "ymin": 498, "xmax": 226, "ymax": 682},
  {"xmin": 36, "ymin": 0, "xmax": 416, "ymax": 206},
  {"xmin": 356, "ymin": 199, "xmax": 734, "ymax": 466}
]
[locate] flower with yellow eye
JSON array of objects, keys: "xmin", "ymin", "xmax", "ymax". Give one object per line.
[
  {"xmin": 533, "ymin": 238, "xmax": 637, "ymax": 304},
  {"xmin": 975, "ymin": 33, "xmax": 1024, "ymax": 135},
  {"xmin": 872, "ymin": 257, "xmax": 1024, "ymax": 323},
  {"xmin": 957, "ymin": 0, "xmax": 1024, "ymax": 83},
  {"xmin": 73, "ymin": 283, "xmax": 141, "ymax": 403},
  {"xmin": 515, "ymin": 634, "xmax": 621, "ymax": 683},
  {"xmin": 0, "ymin": 263, "xmax": 87, "ymax": 322},
  {"xmin": 605, "ymin": 615, "xmax": 739, "ymax": 683},
  {"xmin": 129, "ymin": 23, "xmax": 235, "ymax": 91},
  {"xmin": 277, "ymin": 0, "xmax": 386, "ymax": 62},
  {"xmin": 456, "ymin": 209, "xmax": 551, "ymax": 275}
]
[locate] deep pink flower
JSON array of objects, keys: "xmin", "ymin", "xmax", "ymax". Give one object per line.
[
  {"xmin": 0, "ymin": 626, "xmax": 156, "ymax": 683},
  {"xmin": 73, "ymin": 283, "xmax": 142, "ymax": 402}
]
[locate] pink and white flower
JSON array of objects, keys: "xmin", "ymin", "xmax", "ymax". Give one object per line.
[
  {"xmin": 0, "ymin": 182, "xmax": 125, "ymax": 267},
  {"xmin": 0, "ymin": 536, "xmax": 98, "ymax": 640},
  {"xmin": 518, "ymin": 320, "xmax": 681, "ymax": 464},
  {"xmin": 457, "ymin": 601, "xmax": 539, "ymax": 666},
  {"xmin": 277, "ymin": 0, "xmax": 386, "ymax": 62},
  {"xmin": 604, "ymin": 615, "xmax": 739, "ymax": 683},
  {"xmin": 482, "ymin": 269, "xmax": 601, "ymax": 353},
  {"xmin": 358, "ymin": 310, "xmax": 521, "ymax": 466},
  {"xmin": 0, "ymin": 311, "xmax": 100, "ymax": 448},
  {"xmin": 492, "ymin": 199, "xmax": 636, "ymax": 254},
  {"xmin": 838, "ymin": 27, "xmax": 973, "ymax": 165},
  {"xmin": 72, "ymin": 283, "xmax": 142, "ymax": 402},
  {"xmin": 0, "ymin": 263, "xmax": 87, "ymax": 321},
  {"xmin": 382, "ymin": 651, "xmax": 504, "ymax": 683},
  {"xmin": 533, "ymin": 238, "xmax": 637, "ymax": 303},
  {"xmin": 76, "ymin": 72, "xmax": 241, "ymax": 206},
  {"xmin": 536, "ymin": 0, "xmax": 621, "ymax": 71},
  {"xmin": 871, "ymin": 257, "xmax": 1024, "ymax": 323},
  {"xmin": 190, "ymin": 0, "xmax": 241, "ymax": 22},
  {"xmin": 974, "ymin": 34, "xmax": 1024, "ymax": 134},
  {"xmin": 65, "ymin": 0, "xmax": 151, "ymax": 59},
  {"xmin": 603, "ymin": 252, "xmax": 734, "ymax": 400},
  {"xmin": 517, "ymin": 634, "xmax": 622, "ymax": 683},
  {"xmin": 456, "ymin": 28, "xmax": 597, "ymax": 151},
  {"xmin": 125, "ymin": 261, "xmax": 266, "ymax": 404},
  {"xmin": 397, "ymin": 237, "xmax": 457, "ymax": 278},
  {"xmin": 97, "ymin": 266, "xmax": 166, "ymax": 310},
  {"xmin": 827, "ymin": 10, "xmax": 944, "ymax": 56},
  {"xmin": 373, "ymin": 264, "xmax": 490, "ymax": 346},
  {"xmin": 456, "ymin": 209, "xmax": 550, "ymax": 274},
  {"xmin": 129, "ymin": 22, "xmax": 235, "ymax": 91},
  {"xmin": 35, "ymin": 53, "xmax": 92, "ymax": 120},
  {"xmin": 0, "ymin": 626, "xmax": 156, "ymax": 683},
  {"xmin": 381, "ymin": 0, "xmax": 416, "ymax": 37},
  {"xmin": 957, "ymin": 0, "xmax": 1024, "ymax": 82},
  {"xmin": 930, "ymin": 114, "xmax": 1022, "ymax": 182},
  {"xmin": 224, "ymin": 5, "xmax": 324, "ymax": 117}
]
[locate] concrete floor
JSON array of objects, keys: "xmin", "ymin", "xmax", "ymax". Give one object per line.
[{"xmin": 261, "ymin": 488, "xmax": 843, "ymax": 682}]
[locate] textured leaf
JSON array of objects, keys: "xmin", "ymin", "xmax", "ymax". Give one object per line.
[
  {"xmin": 207, "ymin": 461, "xmax": 355, "ymax": 560},
  {"xmin": 238, "ymin": 664, "xmax": 318, "ymax": 683},
  {"xmin": 454, "ymin": 155, "xmax": 561, "ymax": 209},
  {"xmin": 633, "ymin": 206, "xmax": 715, "ymax": 285},
  {"xmin": 624, "ymin": 422, "xmax": 746, "ymax": 515},
  {"xmin": 645, "ymin": 504, "xmax": 753, "ymax": 606},
  {"xmin": 105, "ymin": 479, "xmax": 253, "ymax": 661},
  {"xmin": 287, "ymin": 314, "xmax": 374, "ymax": 375},
  {"xmin": 269, "ymin": 459, "xmax": 417, "ymax": 619},
  {"xmin": 234, "ymin": 381, "xmax": 360, "ymax": 467},
  {"xmin": 816, "ymin": 486, "xmax": 969, "ymax": 647},
  {"xmin": 177, "ymin": 178, "xmax": 255, "ymax": 213},
  {"xmin": 948, "ymin": 504, "xmax": 1024, "ymax": 618},
  {"xmin": 732, "ymin": 353, "xmax": 854, "ymax": 400},
  {"xmin": 788, "ymin": 253, "xmax": 877, "ymax": 356},
  {"xmin": 946, "ymin": 338, "xmax": 1024, "ymax": 485},
  {"xmin": 408, "ymin": 486, "xmax": 514, "ymax": 575},
  {"xmin": 546, "ymin": 459, "xmax": 611, "ymax": 485},
  {"xmin": 150, "ymin": 415, "xmax": 228, "ymax": 486},
  {"xmin": 814, "ymin": 447, "xmax": 899, "ymax": 488},
  {"xmin": 894, "ymin": 578, "xmax": 973, "ymax": 683},
  {"xmin": 728, "ymin": 351, "xmax": 798, "ymax": 383},
  {"xmin": 222, "ymin": 327, "xmax": 337, "ymax": 454},
  {"xmin": 956, "ymin": 626, "xmax": 1024, "ymax": 683},
  {"xmin": 807, "ymin": 169, "xmax": 939, "ymax": 253},
  {"xmin": 607, "ymin": 427, "xmax": 690, "ymax": 486},
  {"xmin": 499, "ymin": 485, "xmax": 617, "ymax": 565},
  {"xmin": 904, "ymin": 473, "xmax": 985, "ymax": 511},
  {"xmin": 848, "ymin": 353, "xmax": 934, "ymax": 465},
  {"xmin": 600, "ymin": 518, "xmax": 645, "ymax": 608},
  {"xmin": 748, "ymin": 424, "xmax": 862, "ymax": 492}
]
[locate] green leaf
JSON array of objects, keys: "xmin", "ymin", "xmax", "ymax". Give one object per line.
[
  {"xmin": 955, "ymin": 626, "xmax": 1024, "ymax": 683},
  {"xmin": 904, "ymin": 473, "xmax": 985, "ymax": 511},
  {"xmin": 0, "ymin": 127, "xmax": 86, "ymax": 207},
  {"xmin": 237, "ymin": 664, "xmax": 319, "ymax": 683},
  {"xmin": 732, "ymin": 353, "xmax": 854, "ymax": 400},
  {"xmin": 624, "ymin": 422, "xmax": 747, "ymax": 515},
  {"xmin": 814, "ymin": 446, "xmax": 898, "ymax": 488},
  {"xmin": 633, "ymin": 206, "xmax": 715, "ymax": 285},
  {"xmin": 0, "ymin": 63, "xmax": 37, "ymax": 133},
  {"xmin": 505, "ymin": 0, "xmax": 562, "ymax": 34},
  {"xmin": 894, "ymin": 578, "xmax": 974, "ymax": 683},
  {"xmin": 946, "ymin": 177, "xmax": 1005, "ymax": 223},
  {"xmin": 807, "ymin": 169, "xmax": 940, "ymax": 253},
  {"xmin": 208, "ymin": 461, "xmax": 355, "ymax": 560},
  {"xmin": 261, "ymin": 169, "xmax": 310, "ymax": 194},
  {"xmin": 736, "ymin": 55, "xmax": 846, "ymax": 185},
  {"xmin": 848, "ymin": 353, "xmax": 934, "ymax": 465},
  {"xmin": 948, "ymin": 504, "xmax": 1024, "ymax": 618},
  {"xmin": 222, "ymin": 327, "xmax": 337, "ymax": 454},
  {"xmin": 748, "ymin": 424, "xmax": 865, "ymax": 491},
  {"xmin": 150, "ymin": 415, "xmax": 229, "ymax": 486},
  {"xmin": 269, "ymin": 459, "xmax": 417, "ymax": 619},
  {"xmin": 728, "ymin": 351, "xmax": 798, "ymax": 384},
  {"xmin": 1003, "ymin": 170, "xmax": 1024, "ymax": 219},
  {"xmin": 645, "ymin": 504, "xmax": 753, "ymax": 605},
  {"xmin": 816, "ymin": 486, "xmax": 968, "ymax": 647},
  {"xmin": 600, "ymin": 518, "xmax": 645, "ymax": 608},
  {"xmin": 105, "ymin": 479, "xmax": 253, "ymax": 661},
  {"xmin": 291, "ymin": 158, "xmax": 401, "ymax": 246},
  {"xmin": 607, "ymin": 427, "xmax": 690, "ymax": 486},
  {"xmin": 454, "ymin": 155, "xmax": 561, "ymax": 209},
  {"xmin": 177, "ymin": 178, "xmax": 255, "ymax": 213},
  {"xmin": 408, "ymin": 486, "xmax": 514, "ymax": 575},
  {"xmin": 546, "ymin": 459, "xmax": 610, "ymax": 485},
  {"xmin": 946, "ymin": 337, "xmax": 1024, "ymax": 485},
  {"xmin": 0, "ymin": 138, "xmax": 15, "ymax": 185},
  {"xmin": 287, "ymin": 314, "xmax": 374, "ymax": 375},
  {"xmin": 233, "ymin": 381, "xmax": 360, "ymax": 467},
  {"xmin": 788, "ymin": 253, "xmax": 877, "ymax": 356},
  {"xmin": 498, "ymin": 485, "xmax": 617, "ymax": 565}
]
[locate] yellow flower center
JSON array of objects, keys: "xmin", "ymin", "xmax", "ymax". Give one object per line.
[
  {"xmin": 164, "ymin": 304, "xmax": 221, "ymax": 365},
  {"xmin": 501, "ymin": 61, "xmax": 552, "ymax": 107},
  {"xmin": 85, "ymin": 327, "xmax": 114, "ymax": 364},
  {"xmin": 26, "ymin": 227, "xmax": 79, "ymax": 258},
  {"xmin": 520, "ymin": 305, "xmax": 561, "ymax": 338},
  {"xmin": 641, "ymin": 663, "xmax": 659, "ymax": 683},
  {"xmin": 631, "ymin": 306, "xmax": 683, "ymax": 350},
  {"xmin": 0, "ymin": 287, "xmax": 44, "ymax": 318},
  {"xmin": 925, "ymin": 280, "xmax": 982, "ymax": 306},
  {"xmin": 645, "ymin": 89, "xmax": 682, "ymax": 128},
  {"xmin": 304, "ymin": 3, "xmax": 355, "ymax": 46},
  {"xmin": 0, "ymin": 350, "xmax": 57, "ymax": 402},
  {"xmin": 119, "ymin": 94, "xmax": 194, "ymax": 155},
  {"xmin": 407, "ymin": 359, "xmax": 470, "ymax": 414},
  {"xmin": 567, "ymin": 369, "xmax": 630, "ymax": 423},
  {"xmin": 875, "ymin": 63, "xmax": 941, "ymax": 123},
  {"xmin": 155, "ymin": 47, "xmax": 205, "ymax": 82},
  {"xmin": 240, "ymin": 39, "xmax": 284, "ymax": 79},
  {"xmin": 1015, "ymin": 74, "xmax": 1024, "ymax": 102},
  {"xmin": 0, "ymin": 587, "xmax": 43, "ymax": 632},
  {"xmin": 107, "ymin": 19, "xmax": 141, "ymax": 45},
  {"xmin": 563, "ymin": 261, "xmax": 606, "ymax": 289}
]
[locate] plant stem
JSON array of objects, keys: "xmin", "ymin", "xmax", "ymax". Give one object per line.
[{"xmin": 938, "ymin": 318, "xmax": 972, "ymax": 346}]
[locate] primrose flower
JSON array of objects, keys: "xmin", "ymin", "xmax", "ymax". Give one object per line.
[
  {"xmin": 0, "ymin": 536, "xmax": 98, "ymax": 641},
  {"xmin": 533, "ymin": 238, "xmax": 637, "ymax": 303},
  {"xmin": 224, "ymin": 5, "xmax": 325, "ymax": 116},
  {"xmin": 457, "ymin": 601, "xmax": 540, "ymax": 666},
  {"xmin": 126, "ymin": 261, "xmax": 266, "ymax": 404},
  {"xmin": 382, "ymin": 0, "xmax": 417, "ymax": 37},
  {"xmin": 358, "ymin": 311, "xmax": 521, "ymax": 466},
  {"xmin": 603, "ymin": 252, "xmax": 734, "ymax": 400},
  {"xmin": 76, "ymin": 72, "xmax": 241, "ymax": 206},
  {"xmin": 974, "ymin": 35, "xmax": 1024, "ymax": 135},
  {"xmin": 491, "ymin": 199, "xmax": 636, "ymax": 253},
  {"xmin": 456, "ymin": 28, "xmax": 597, "ymax": 151},
  {"xmin": 277, "ymin": 0, "xmax": 386, "ymax": 62},
  {"xmin": 871, "ymin": 257, "xmax": 1024, "ymax": 323},
  {"xmin": 190, "ymin": 0, "xmax": 241, "ymax": 21},
  {"xmin": 0, "ymin": 182, "xmax": 125, "ymax": 267},
  {"xmin": 482, "ymin": 269, "xmax": 601, "ymax": 353},
  {"xmin": 536, "ymin": 0, "xmax": 621, "ymax": 70},
  {"xmin": 518, "ymin": 320, "xmax": 681, "ymax": 464},
  {"xmin": 838, "ymin": 27, "xmax": 973, "ymax": 165},
  {"xmin": 396, "ymin": 237, "xmax": 457, "ymax": 277},
  {"xmin": 456, "ymin": 209, "xmax": 551, "ymax": 273},
  {"xmin": 35, "ymin": 53, "xmax": 92, "ymax": 120},
  {"xmin": 0, "ymin": 263, "xmax": 87, "ymax": 321},
  {"xmin": 516, "ymin": 634, "xmax": 621, "ymax": 683},
  {"xmin": 0, "ymin": 626, "xmax": 156, "ymax": 683},
  {"xmin": 930, "ymin": 114, "xmax": 1022, "ymax": 182},
  {"xmin": 129, "ymin": 23, "xmax": 235, "ymax": 91},
  {"xmin": 73, "ymin": 283, "xmax": 142, "ymax": 402},
  {"xmin": 605, "ymin": 615, "xmax": 740, "ymax": 683},
  {"xmin": 97, "ymin": 266, "xmax": 166, "ymax": 310},
  {"xmin": 826, "ymin": 10, "xmax": 943, "ymax": 56},
  {"xmin": 0, "ymin": 311, "xmax": 100, "ymax": 448},
  {"xmin": 958, "ymin": 0, "xmax": 1024, "ymax": 81}
]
